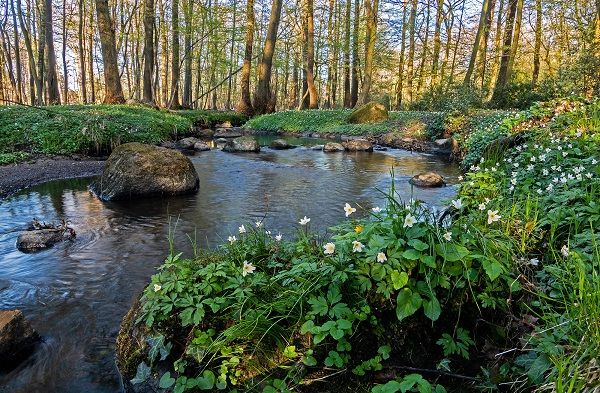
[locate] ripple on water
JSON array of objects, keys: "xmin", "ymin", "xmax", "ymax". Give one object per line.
[{"xmin": 0, "ymin": 145, "xmax": 460, "ymax": 392}]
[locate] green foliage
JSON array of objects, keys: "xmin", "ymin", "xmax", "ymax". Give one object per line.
[
  {"xmin": 411, "ymin": 84, "xmax": 486, "ymax": 112},
  {"xmin": 175, "ymin": 110, "xmax": 248, "ymax": 127},
  {"xmin": 0, "ymin": 105, "xmax": 193, "ymax": 159},
  {"xmin": 244, "ymin": 109, "xmax": 446, "ymax": 140},
  {"xmin": 0, "ymin": 151, "xmax": 30, "ymax": 165}
]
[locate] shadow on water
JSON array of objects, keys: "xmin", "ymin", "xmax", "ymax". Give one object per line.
[{"xmin": 0, "ymin": 146, "xmax": 460, "ymax": 392}]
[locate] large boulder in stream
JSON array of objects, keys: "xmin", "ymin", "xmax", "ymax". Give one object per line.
[
  {"xmin": 0, "ymin": 310, "xmax": 40, "ymax": 371},
  {"xmin": 323, "ymin": 142, "xmax": 345, "ymax": 152},
  {"xmin": 347, "ymin": 101, "xmax": 389, "ymax": 124},
  {"xmin": 409, "ymin": 172, "xmax": 446, "ymax": 188},
  {"xmin": 222, "ymin": 137, "xmax": 260, "ymax": 153},
  {"xmin": 91, "ymin": 143, "xmax": 199, "ymax": 201},
  {"xmin": 270, "ymin": 139, "xmax": 293, "ymax": 150}
]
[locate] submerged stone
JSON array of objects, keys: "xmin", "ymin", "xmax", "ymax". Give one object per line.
[
  {"xmin": 270, "ymin": 139, "xmax": 293, "ymax": 149},
  {"xmin": 0, "ymin": 310, "xmax": 40, "ymax": 371},
  {"xmin": 91, "ymin": 142, "xmax": 199, "ymax": 201},
  {"xmin": 222, "ymin": 137, "xmax": 260, "ymax": 153},
  {"xmin": 343, "ymin": 139, "xmax": 373, "ymax": 152},
  {"xmin": 16, "ymin": 220, "xmax": 75, "ymax": 252}
]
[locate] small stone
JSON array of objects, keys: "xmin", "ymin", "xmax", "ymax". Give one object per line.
[
  {"xmin": 323, "ymin": 142, "xmax": 345, "ymax": 152},
  {"xmin": 178, "ymin": 137, "xmax": 201, "ymax": 149},
  {"xmin": 343, "ymin": 139, "xmax": 373, "ymax": 152},
  {"xmin": 193, "ymin": 141, "xmax": 211, "ymax": 151},
  {"xmin": 270, "ymin": 139, "xmax": 293, "ymax": 149},
  {"xmin": 409, "ymin": 172, "xmax": 446, "ymax": 188},
  {"xmin": 215, "ymin": 138, "xmax": 228, "ymax": 144},
  {"xmin": 222, "ymin": 137, "xmax": 260, "ymax": 153},
  {"xmin": 196, "ymin": 128, "xmax": 214, "ymax": 138},
  {"xmin": 214, "ymin": 128, "xmax": 243, "ymax": 138}
]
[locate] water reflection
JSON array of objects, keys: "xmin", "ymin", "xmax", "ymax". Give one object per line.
[{"xmin": 0, "ymin": 146, "xmax": 459, "ymax": 392}]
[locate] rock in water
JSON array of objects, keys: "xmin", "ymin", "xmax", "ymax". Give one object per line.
[
  {"xmin": 270, "ymin": 139, "xmax": 293, "ymax": 149},
  {"xmin": 222, "ymin": 137, "xmax": 260, "ymax": 153},
  {"xmin": 343, "ymin": 139, "xmax": 373, "ymax": 152},
  {"xmin": 347, "ymin": 101, "xmax": 389, "ymax": 124},
  {"xmin": 16, "ymin": 220, "xmax": 76, "ymax": 252},
  {"xmin": 193, "ymin": 141, "xmax": 211, "ymax": 151},
  {"xmin": 214, "ymin": 127, "xmax": 243, "ymax": 138},
  {"xmin": 323, "ymin": 142, "xmax": 345, "ymax": 152},
  {"xmin": 91, "ymin": 142, "xmax": 199, "ymax": 201},
  {"xmin": 0, "ymin": 310, "xmax": 40, "ymax": 371},
  {"xmin": 409, "ymin": 172, "xmax": 446, "ymax": 188}
]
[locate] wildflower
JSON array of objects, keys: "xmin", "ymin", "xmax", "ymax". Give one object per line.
[
  {"xmin": 239, "ymin": 224, "xmax": 246, "ymax": 234},
  {"xmin": 479, "ymin": 202, "xmax": 486, "ymax": 210},
  {"xmin": 376, "ymin": 252, "xmax": 387, "ymax": 263},
  {"xmin": 542, "ymin": 169, "xmax": 549, "ymax": 176},
  {"xmin": 586, "ymin": 173, "xmax": 593, "ymax": 179},
  {"xmin": 354, "ymin": 224, "xmax": 364, "ymax": 233},
  {"xmin": 404, "ymin": 213, "xmax": 416, "ymax": 228},
  {"xmin": 487, "ymin": 210, "xmax": 501, "ymax": 224},
  {"xmin": 443, "ymin": 231, "xmax": 452, "ymax": 241},
  {"xmin": 352, "ymin": 240, "xmax": 364, "ymax": 253},
  {"xmin": 299, "ymin": 216, "xmax": 310, "ymax": 225},
  {"xmin": 527, "ymin": 164, "xmax": 534, "ymax": 171},
  {"xmin": 153, "ymin": 284, "xmax": 162, "ymax": 292},
  {"xmin": 255, "ymin": 221, "xmax": 263, "ymax": 228},
  {"xmin": 228, "ymin": 235, "xmax": 237, "ymax": 244},
  {"xmin": 372, "ymin": 206, "xmax": 382, "ymax": 213},
  {"xmin": 458, "ymin": 175, "xmax": 464, "ymax": 181},
  {"xmin": 242, "ymin": 260, "xmax": 256, "ymax": 276},
  {"xmin": 529, "ymin": 258, "xmax": 539, "ymax": 266},
  {"xmin": 275, "ymin": 233, "xmax": 283, "ymax": 241},
  {"xmin": 323, "ymin": 242, "xmax": 336, "ymax": 255},
  {"xmin": 592, "ymin": 159, "xmax": 598, "ymax": 165},
  {"xmin": 265, "ymin": 230, "xmax": 272, "ymax": 236},
  {"xmin": 560, "ymin": 245, "xmax": 569, "ymax": 257},
  {"xmin": 451, "ymin": 199, "xmax": 463, "ymax": 209},
  {"xmin": 511, "ymin": 178, "xmax": 517, "ymax": 185},
  {"xmin": 344, "ymin": 203, "xmax": 357, "ymax": 217},
  {"xmin": 562, "ymin": 152, "xmax": 568, "ymax": 157}
]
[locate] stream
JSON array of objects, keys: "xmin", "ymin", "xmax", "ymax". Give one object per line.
[{"xmin": 0, "ymin": 138, "xmax": 460, "ymax": 392}]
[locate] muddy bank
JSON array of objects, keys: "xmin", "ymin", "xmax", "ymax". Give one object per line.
[{"xmin": 0, "ymin": 156, "xmax": 105, "ymax": 199}]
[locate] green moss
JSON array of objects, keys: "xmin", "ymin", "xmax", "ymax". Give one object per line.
[
  {"xmin": 175, "ymin": 110, "xmax": 248, "ymax": 127},
  {"xmin": 347, "ymin": 101, "xmax": 389, "ymax": 124}
]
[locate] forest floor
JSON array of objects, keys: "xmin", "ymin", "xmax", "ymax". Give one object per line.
[{"xmin": 0, "ymin": 155, "xmax": 104, "ymax": 199}]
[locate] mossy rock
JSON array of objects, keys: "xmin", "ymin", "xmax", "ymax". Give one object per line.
[
  {"xmin": 347, "ymin": 102, "xmax": 389, "ymax": 124},
  {"xmin": 91, "ymin": 142, "xmax": 199, "ymax": 201},
  {"xmin": 222, "ymin": 136, "xmax": 260, "ymax": 153}
]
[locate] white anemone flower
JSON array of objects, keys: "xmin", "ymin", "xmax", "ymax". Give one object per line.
[
  {"xmin": 323, "ymin": 242, "xmax": 336, "ymax": 255},
  {"xmin": 255, "ymin": 221, "xmax": 263, "ymax": 228},
  {"xmin": 239, "ymin": 224, "xmax": 247, "ymax": 234},
  {"xmin": 352, "ymin": 240, "xmax": 364, "ymax": 253},
  {"xmin": 479, "ymin": 203, "xmax": 487, "ymax": 211},
  {"xmin": 443, "ymin": 231, "xmax": 452, "ymax": 241},
  {"xmin": 376, "ymin": 252, "xmax": 387, "ymax": 263},
  {"xmin": 451, "ymin": 199, "xmax": 463, "ymax": 209},
  {"xmin": 344, "ymin": 203, "xmax": 357, "ymax": 217},
  {"xmin": 228, "ymin": 235, "xmax": 237, "ymax": 244},
  {"xmin": 299, "ymin": 216, "xmax": 311, "ymax": 225},
  {"xmin": 487, "ymin": 210, "xmax": 501, "ymax": 224},
  {"xmin": 561, "ymin": 245, "xmax": 569, "ymax": 257},
  {"xmin": 403, "ymin": 213, "xmax": 416, "ymax": 228},
  {"xmin": 372, "ymin": 206, "xmax": 382, "ymax": 213},
  {"xmin": 275, "ymin": 233, "xmax": 283, "ymax": 241},
  {"xmin": 242, "ymin": 260, "xmax": 256, "ymax": 276},
  {"xmin": 153, "ymin": 284, "xmax": 162, "ymax": 292}
]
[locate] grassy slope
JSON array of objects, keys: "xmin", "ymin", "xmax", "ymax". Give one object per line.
[{"xmin": 0, "ymin": 105, "xmax": 246, "ymax": 165}]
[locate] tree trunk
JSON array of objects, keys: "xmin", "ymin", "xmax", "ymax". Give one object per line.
[
  {"xmin": 350, "ymin": 0, "xmax": 360, "ymax": 106},
  {"xmin": 506, "ymin": 0, "xmax": 523, "ymax": 82},
  {"xmin": 44, "ymin": 0, "xmax": 61, "ymax": 104},
  {"xmin": 406, "ymin": 0, "xmax": 417, "ymax": 103},
  {"xmin": 395, "ymin": 0, "xmax": 408, "ymax": 108},
  {"xmin": 62, "ymin": 0, "xmax": 68, "ymax": 103},
  {"xmin": 252, "ymin": 0, "xmax": 283, "ymax": 114},
  {"xmin": 15, "ymin": 0, "xmax": 38, "ymax": 104},
  {"xmin": 430, "ymin": 0, "xmax": 444, "ymax": 87},
  {"xmin": 491, "ymin": 0, "xmax": 517, "ymax": 101},
  {"xmin": 37, "ymin": 0, "xmax": 46, "ymax": 105},
  {"xmin": 78, "ymin": 0, "xmax": 87, "ymax": 102},
  {"xmin": 416, "ymin": 0, "xmax": 431, "ymax": 94},
  {"xmin": 10, "ymin": 0, "xmax": 23, "ymax": 102},
  {"xmin": 304, "ymin": 0, "xmax": 318, "ymax": 109},
  {"xmin": 463, "ymin": 0, "xmax": 491, "ymax": 86},
  {"xmin": 169, "ymin": 0, "xmax": 181, "ymax": 108},
  {"xmin": 226, "ymin": 0, "xmax": 237, "ymax": 109},
  {"xmin": 95, "ymin": 0, "xmax": 125, "ymax": 103},
  {"xmin": 236, "ymin": 0, "xmax": 255, "ymax": 115},
  {"xmin": 342, "ymin": 0, "xmax": 351, "ymax": 107},
  {"xmin": 182, "ymin": 0, "xmax": 193, "ymax": 107},
  {"xmin": 142, "ymin": 0, "xmax": 155, "ymax": 104},
  {"xmin": 532, "ymin": 0, "xmax": 542, "ymax": 87},
  {"xmin": 357, "ymin": 0, "xmax": 378, "ymax": 105}
]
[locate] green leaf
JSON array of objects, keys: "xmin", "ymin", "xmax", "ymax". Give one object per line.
[
  {"xmin": 402, "ymin": 248, "xmax": 421, "ymax": 260},
  {"xmin": 482, "ymin": 258, "xmax": 504, "ymax": 281},
  {"xmin": 283, "ymin": 345, "xmax": 297, "ymax": 358},
  {"xmin": 308, "ymin": 296, "xmax": 329, "ymax": 316},
  {"xmin": 330, "ymin": 327, "xmax": 345, "ymax": 340},
  {"xmin": 337, "ymin": 319, "xmax": 352, "ymax": 330},
  {"xmin": 159, "ymin": 372, "xmax": 176, "ymax": 389},
  {"xmin": 196, "ymin": 370, "xmax": 216, "ymax": 390},
  {"xmin": 391, "ymin": 270, "xmax": 409, "ymax": 290},
  {"xmin": 131, "ymin": 362, "xmax": 151, "ymax": 385},
  {"xmin": 436, "ymin": 243, "xmax": 469, "ymax": 262},
  {"xmin": 421, "ymin": 255, "xmax": 437, "ymax": 268},
  {"xmin": 423, "ymin": 296, "xmax": 441, "ymax": 321},
  {"xmin": 408, "ymin": 239, "xmax": 429, "ymax": 251},
  {"xmin": 396, "ymin": 288, "xmax": 423, "ymax": 321},
  {"xmin": 300, "ymin": 320, "xmax": 316, "ymax": 334},
  {"xmin": 303, "ymin": 355, "xmax": 318, "ymax": 366}
]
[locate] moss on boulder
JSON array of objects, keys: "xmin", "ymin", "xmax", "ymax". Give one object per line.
[{"xmin": 347, "ymin": 102, "xmax": 389, "ymax": 124}]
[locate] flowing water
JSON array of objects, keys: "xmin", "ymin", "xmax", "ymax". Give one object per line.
[{"xmin": 0, "ymin": 139, "xmax": 460, "ymax": 392}]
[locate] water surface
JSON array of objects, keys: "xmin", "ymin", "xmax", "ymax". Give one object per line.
[{"xmin": 0, "ymin": 143, "xmax": 459, "ymax": 392}]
